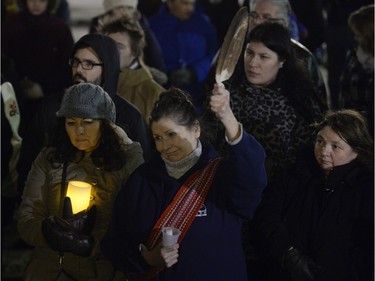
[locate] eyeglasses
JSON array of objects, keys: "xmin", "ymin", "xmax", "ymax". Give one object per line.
[
  {"xmin": 69, "ymin": 58, "xmax": 103, "ymax": 70},
  {"xmin": 249, "ymin": 12, "xmax": 284, "ymax": 24}
]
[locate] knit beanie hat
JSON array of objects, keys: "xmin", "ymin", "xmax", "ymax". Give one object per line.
[
  {"xmin": 56, "ymin": 83, "xmax": 116, "ymax": 123},
  {"xmin": 103, "ymin": 0, "xmax": 138, "ymax": 13}
]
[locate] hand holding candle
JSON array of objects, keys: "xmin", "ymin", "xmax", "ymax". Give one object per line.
[
  {"xmin": 162, "ymin": 226, "xmax": 181, "ymax": 247},
  {"xmin": 63, "ymin": 197, "xmax": 97, "ymax": 234}
]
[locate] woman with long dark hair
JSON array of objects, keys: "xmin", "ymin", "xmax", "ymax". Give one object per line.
[
  {"xmin": 206, "ymin": 22, "xmax": 327, "ymax": 181},
  {"xmin": 17, "ymin": 83, "xmax": 144, "ymax": 280}
]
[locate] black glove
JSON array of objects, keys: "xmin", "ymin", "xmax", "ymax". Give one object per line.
[
  {"xmin": 63, "ymin": 197, "xmax": 96, "ymax": 235},
  {"xmin": 283, "ymin": 248, "xmax": 320, "ymax": 281},
  {"xmin": 42, "ymin": 216, "xmax": 93, "ymax": 256},
  {"xmin": 169, "ymin": 68, "xmax": 196, "ymax": 87}
]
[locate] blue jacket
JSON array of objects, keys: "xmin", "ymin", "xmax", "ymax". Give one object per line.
[
  {"xmin": 148, "ymin": 3, "xmax": 219, "ymax": 106},
  {"xmin": 102, "ymin": 132, "xmax": 266, "ymax": 281}
]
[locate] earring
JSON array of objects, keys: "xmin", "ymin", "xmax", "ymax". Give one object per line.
[{"xmin": 279, "ymin": 63, "xmax": 284, "ymax": 69}]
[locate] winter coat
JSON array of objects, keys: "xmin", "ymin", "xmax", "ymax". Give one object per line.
[
  {"xmin": 212, "ymin": 77, "xmax": 325, "ymax": 181},
  {"xmin": 253, "ymin": 149, "xmax": 374, "ymax": 281},
  {"xmin": 339, "ymin": 48, "xmax": 374, "ymax": 138},
  {"xmin": 117, "ymin": 66, "xmax": 165, "ymax": 123},
  {"xmin": 1, "ymin": 11, "xmax": 73, "ymax": 96},
  {"xmin": 101, "ymin": 131, "xmax": 267, "ymax": 281},
  {"xmin": 17, "ymin": 138, "xmax": 144, "ymax": 280},
  {"xmin": 149, "ymin": 3, "xmax": 219, "ymax": 107}
]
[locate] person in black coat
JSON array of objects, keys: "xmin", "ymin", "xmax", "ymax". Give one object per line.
[
  {"xmin": 251, "ymin": 109, "xmax": 374, "ymax": 281},
  {"xmin": 17, "ymin": 33, "xmax": 153, "ymax": 196}
]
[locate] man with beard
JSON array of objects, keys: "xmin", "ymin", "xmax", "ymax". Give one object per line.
[{"xmin": 17, "ymin": 33, "xmax": 152, "ymax": 196}]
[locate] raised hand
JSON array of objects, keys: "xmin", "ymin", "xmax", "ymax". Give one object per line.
[
  {"xmin": 210, "ymin": 83, "xmax": 232, "ymax": 121},
  {"xmin": 210, "ymin": 83, "xmax": 240, "ymax": 141}
]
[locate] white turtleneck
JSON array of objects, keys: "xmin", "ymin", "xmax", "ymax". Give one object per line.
[{"xmin": 162, "ymin": 140, "xmax": 202, "ymax": 179}]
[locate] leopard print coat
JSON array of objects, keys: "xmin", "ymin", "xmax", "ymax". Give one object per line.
[{"xmin": 204, "ymin": 76, "xmax": 325, "ymax": 182}]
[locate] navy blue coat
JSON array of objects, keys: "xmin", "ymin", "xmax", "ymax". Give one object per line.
[{"xmin": 102, "ymin": 132, "xmax": 266, "ymax": 281}]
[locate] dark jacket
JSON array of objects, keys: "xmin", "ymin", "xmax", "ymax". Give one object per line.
[
  {"xmin": 101, "ymin": 132, "xmax": 267, "ymax": 281},
  {"xmin": 1, "ymin": 10, "xmax": 73, "ymax": 96},
  {"xmin": 253, "ymin": 149, "xmax": 374, "ymax": 281},
  {"xmin": 17, "ymin": 34, "xmax": 152, "ymax": 195},
  {"xmin": 339, "ymin": 48, "xmax": 374, "ymax": 138}
]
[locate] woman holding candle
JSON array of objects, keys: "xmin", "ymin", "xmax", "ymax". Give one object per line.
[
  {"xmin": 17, "ymin": 83, "xmax": 144, "ymax": 280},
  {"xmin": 101, "ymin": 87, "xmax": 267, "ymax": 281}
]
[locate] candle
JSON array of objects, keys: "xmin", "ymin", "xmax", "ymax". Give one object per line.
[{"xmin": 66, "ymin": 181, "xmax": 92, "ymax": 214}]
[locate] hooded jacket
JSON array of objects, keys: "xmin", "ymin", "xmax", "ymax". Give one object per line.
[
  {"xmin": 17, "ymin": 34, "xmax": 152, "ymax": 196},
  {"xmin": 70, "ymin": 34, "xmax": 120, "ymax": 97}
]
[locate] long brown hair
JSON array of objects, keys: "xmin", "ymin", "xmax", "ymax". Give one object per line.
[{"xmin": 48, "ymin": 119, "xmax": 128, "ymax": 171}]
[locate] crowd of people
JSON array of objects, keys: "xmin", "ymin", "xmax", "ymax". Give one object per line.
[{"xmin": 1, "ymin": 0, "xmax": 373, "ymax": 281}]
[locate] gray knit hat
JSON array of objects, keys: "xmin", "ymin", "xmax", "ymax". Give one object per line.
[{"xmin": 56, "ymin": 83, "xmax": 116, "ymax": 123}]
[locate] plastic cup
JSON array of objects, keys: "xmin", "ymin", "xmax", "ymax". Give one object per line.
[{"xmin": 162, "ymin": 226, "xmax": 181, "ymax": 247}]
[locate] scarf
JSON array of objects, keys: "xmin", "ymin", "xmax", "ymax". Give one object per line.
[{"xmin": 162, "ymin": 140, "xmax": 202, "ymax": 179}]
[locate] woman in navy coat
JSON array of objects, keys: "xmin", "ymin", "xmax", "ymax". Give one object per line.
[{"xmin": 102, "ymin": 86, "xmax": 267, "ymax": 281}]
